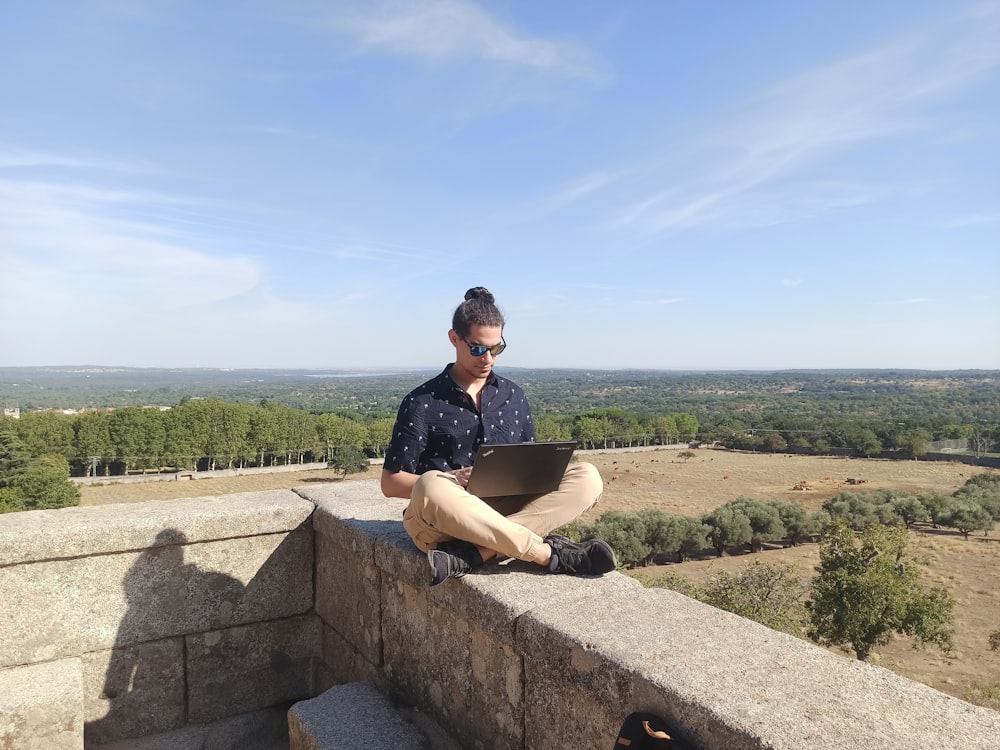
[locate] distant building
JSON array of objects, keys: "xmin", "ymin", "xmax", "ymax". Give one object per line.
[{"xmin": 3, "ymin": 406, "xmax": 20, "ymax": 419}]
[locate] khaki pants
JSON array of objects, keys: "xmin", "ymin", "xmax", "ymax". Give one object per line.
[{"xmin": 402, "ymin": 462, "xmax": 603, "ymax": 562}]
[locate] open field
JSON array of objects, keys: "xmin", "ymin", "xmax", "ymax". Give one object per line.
[{"xmin": 79, "ymin": 449, "xmax": 1000, "ymax": 709}]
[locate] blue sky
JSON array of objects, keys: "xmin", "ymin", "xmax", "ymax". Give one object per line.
[{"xmin": 2, "ymin": 1, "xmax": 998, "ymax": 371}]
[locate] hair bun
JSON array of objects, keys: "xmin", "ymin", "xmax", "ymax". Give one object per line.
[{"xmin": 464, "ymin": 287, "xmax": 494, "ymax": 304}]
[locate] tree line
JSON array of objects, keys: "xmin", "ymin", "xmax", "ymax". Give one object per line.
[
  {"xmin": 0, "ymin": 401, "xmax": 701, "ymax": 478},
  {"xmin": 573, "ymin": 473, "xmax": 1000, "ymax": 570}
]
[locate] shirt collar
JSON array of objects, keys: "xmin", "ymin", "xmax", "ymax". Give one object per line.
[{"xmin": 441, "ymin": 363, "xmax": 499, "ymax": 390}]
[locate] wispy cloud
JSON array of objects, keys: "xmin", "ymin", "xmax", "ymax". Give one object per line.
[
  {"xmin": 939, "ymin": 212, "xmax": 1000, "ymax": 228},
  {"xmin": 322, "ymin": 0, "xmax": 607, "ymax": 80},
  {"xmin": 0, "ymin": 171, "xmax": 262, "ymax": 316},
  {"xmin": 877, "ymin": 297, "xmax": 932, "ymax": 306},
  {"xmin": 633, "ymin": 297, "xmax": 684, "ymax": 306},
  {"xmin": 782, "ymin": 279, "xmax": 804, "ymax": 288},
  {"xmin": 609, "ymin": 4, "xmax": 1000, "ymax": 235}
]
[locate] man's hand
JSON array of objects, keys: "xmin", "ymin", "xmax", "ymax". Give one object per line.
[{"xmin": 451, "ymin": 466, "xmax": 473, "ymax": 488}]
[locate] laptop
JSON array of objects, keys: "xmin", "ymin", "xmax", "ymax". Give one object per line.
[{"xmin": 465, "ymin": 441, "xmax": 576, "ymax": 497}]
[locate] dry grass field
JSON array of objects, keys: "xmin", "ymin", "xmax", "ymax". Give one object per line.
[{"xmin": 79, "ymin": 449, "xmax": 1000, "ymax": 709}]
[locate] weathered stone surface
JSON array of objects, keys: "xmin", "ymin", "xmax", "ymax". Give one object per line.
[
  {"xmin": 82, "ymin": 637, "xmax": 185, "ymax": 746},
  {"xmin": 518, "ymin": 587, "xmax": 1000, "ymax": 750},
  {"xmin": 298, "ymin": 482, "xmax": 410, "ymax": 563},
  {"xmin": 0, "ymin": 491, "xmax": 313, "ymax": 566},
  {"xmin": 0, "ymin": 659, "xmax": 83, "ymax": 750},
  {"xmin": 319, "ymin": 621, "xmax": 381, "ymax": 694},
  {"xmin": 288, "ymin": 682, "xmax": 428, "ymax": 750},
  {"xmin": 187, "ymin": 614, "xmax": 321, "ymax": 724},
  {"xmin": 91, "ymin": 705, "xmax": 290, "ymax": 750},
  {"xmin": 0, "ymin": 525, "xmax": 313, "ymax": 666},
  {"xmin": 314, "ymin": 531, "xmax": 382, "ymax": 664}
]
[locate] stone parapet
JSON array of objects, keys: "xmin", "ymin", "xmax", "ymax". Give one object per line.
[
  {"xmin": 302, "ymin": 480, "xmax": 1000, "ymax": 750},
  {"xmin": 0, "ymin": 490, "xmax": 316, "ymax": 749},
  {"xmin": 3, "ymin": 479, "xmax": 1000, "ymax": 749}
]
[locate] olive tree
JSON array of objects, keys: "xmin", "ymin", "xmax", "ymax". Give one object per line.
[{"xmin": 808, "ymin": 523, "xmax": 954, "ymax": 661}]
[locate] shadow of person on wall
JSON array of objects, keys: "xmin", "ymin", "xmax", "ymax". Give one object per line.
[{"xmin": 86, "ymin": 528, "xmax": 247, "ymax": 747}]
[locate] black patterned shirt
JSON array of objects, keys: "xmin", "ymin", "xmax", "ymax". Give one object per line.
[{"xmin": 383, "ymin": 365, "xmax": 535, "ymax": 475}]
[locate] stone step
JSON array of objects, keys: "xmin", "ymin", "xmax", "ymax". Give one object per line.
[{"xmin": 288, "ymin": 683, "xmax": 435, "ymax": 750}]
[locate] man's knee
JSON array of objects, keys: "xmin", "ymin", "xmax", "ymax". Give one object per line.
[{"xmin": 570, "ymin": 461, "xmax": 603, "ymax": 503}]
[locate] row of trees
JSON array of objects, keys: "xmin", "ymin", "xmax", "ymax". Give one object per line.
[
  {"xmin": 710, "ymin": 419, "xmax": 1000, "ymax": 458},
  {"xmin": 2, "ymin": 400, "xmax": 394, "ymax": 476},
  {"xmin": 1, "ymin": 403, "xmax": 701, "ymax": 477},
  {"xmin": 576, "ymin": 475, "xmax": 1000, "ymax": 569}
]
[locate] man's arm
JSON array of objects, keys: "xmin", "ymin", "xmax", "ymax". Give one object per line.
[{"xmin": 381, "ymin": 468, "xmax": 420, "ymax": 499}]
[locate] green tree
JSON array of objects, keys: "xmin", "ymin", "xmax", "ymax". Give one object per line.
[
  {"xmin": 761, "ymin": 433, "xmax": 788, "ymax": 453},
  {"xmin": 845, "ymin": 428, "xmax": 882, "ymax": 458},
  {"xmin": 572, "ymin": 416, "xmax": 608, "ymax": 450},
  {"xmin": 315, "ymin": 413, "xmax": 368, "ymax": 458},
  {"xmin": 649, "ymin": 414, "xmax": 678, "ymax": 445},
  {"xmin": 108, "ymin": 407, "xmax": 166, "ymax": 473},
  {"xmin": 586, "ymin": 510, "xmax": 649, "ymax": 568},
  {"xmin": 890, "ymin": 495, "xmax": 929, "ymax": 529},
  {"xmin": 768, "ymin": 500, "xmax": 817, "ymax": 546},
  {"xmin": 366, "ymin": 417, "xmax": 396, "ymax": 457},
  {"xmin": 248, "ymin": 404, "xmax": 286, "ymax": 466},
  {"xmin": 939, "ymin": 502, "xmax": 993, "ymax": 540},
  {"xmin": 17, "ymin": 411, "xmax": 75, "ymax": 459},
  {"xmin": 822, "ymin": 492, "xmax": 891, "ymax": 530},
  {"xmin": 725, "ymin": 497, "xmax": 786, "ymax": 553},
  {"xmin": 72, "ymin": 410, "xmax": 113, "ymax": 476},
  {"xmin": 918, "ymin": 492, "xmax": 953, "ymax": 528},
  {"xmin": 954, "ymin": 478, "xmax": 1000, "ymax": 522},
  {"xmin": 808, "ymin": 523, "xmax": 954, "ymax": 661},
  {"xmin": 670, "ymin": 516, "xmax": 710, "ymax": 562},
  {"xmin": 702, "ymin": 561, "xmax": 809, "ymax": 636},
  {"xmin": 327, "ymin": 445, "xmax": 370, "ymax": 478},
  {"xmin": 283, "ymin": 406, "xmax": 317, "ymax": 464},
  {"xmin": 0, "ymin": 455, "xmax": 80, "ymax": 513},
  {"xmin": 672, "ymin": 413, "xmax": 699, "ymax": 442},
  {"xmin": 0, "ymin": 429, "xmax": 30, "ymax": 488},
  {"xmin": 702, "ymin": 505, "xmax": 753, "ymax": 557},
  {"xmin": 895, "ymin": 428, "xmax": 931, "ymax": 459}
]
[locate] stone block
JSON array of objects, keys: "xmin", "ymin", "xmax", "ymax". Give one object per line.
[
  {"xmin": 90, "ymin": 705, "xmax": 290, "ymax": 750},
  {"xmin": 187, "ymin": 614, "xmax": 321, "ymax": 724},
  {"xmin": 517, "ymin": 587, "xmax": 1000, "ymax": 750},
  {"xmin": 0, "ymin": 491, "xmax": 314, "ymax": 566},
  {"xmin": 82, "ymin": 637, "xmax": 185, "ymax": 746},
  {"xmin": 0, "ymin": 659, "xmax": 83, "ymax": 750},
  {"xmin": 380, "ymin": 576, "xmax": 522, "ymax": 750},
  {"xmin": 314, "ymin": 531, "xmax": 381, "ymax": 665},
  {"xmin": 288, "ymin": 682, "xmax": 428, "ymax": 750},
  {"xmin": 319, "ymin": 621, "xmax": 382, "ymax": 693},
  {"xmin": 0, "ymin": 525, "xmax": 313, "ymax": 666}
]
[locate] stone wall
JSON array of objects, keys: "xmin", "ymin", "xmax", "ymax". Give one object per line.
[
  {"xmin": 3, "ymin": 480, "xmax": 1000, "ymax": 750},
  {"xmin": 0, "ymin": 491, "xmax": 317, "ymax": 749},
  {"xmin": 302, "ymin": 480, "xmax": 1000, "ymax": 750}
]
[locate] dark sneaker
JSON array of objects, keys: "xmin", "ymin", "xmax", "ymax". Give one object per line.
[
  {"xmin": 427, "ymin": 540, "xmax": 484, "ymax": 586},
  {"xmin": 544, "ymin": 534, "xmax": 617, "ymax": 575}
]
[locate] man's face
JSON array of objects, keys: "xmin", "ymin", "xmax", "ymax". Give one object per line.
[{"xmin": 449, "ymin": 324, "xmax": 503, "ymax": 382}]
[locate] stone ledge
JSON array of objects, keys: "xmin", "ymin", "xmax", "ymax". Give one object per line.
[
  {"xmin": 0, "ymin": 490, "xmax": 314, "ymax": 566},
  {"xmin": 519, "ymin": 587, "xmax": 1000, "ymax": 749},
  {"xmin": 303, "ymin": 479, "xmax": 1000, "ymax": 750},
  {"xmin": 288, "ymin": 682, "xmax": 430, "ymax": 749},
  {"xmin": 0, "ymin": 659, "xmax": 83, "ymax": 750}
]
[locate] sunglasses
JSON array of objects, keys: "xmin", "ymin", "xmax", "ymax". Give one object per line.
[{"xmin": 461, "ymin": 335, "xmax": 506, "ymax": 357}]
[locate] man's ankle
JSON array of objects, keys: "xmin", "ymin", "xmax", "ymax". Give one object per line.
[{"xmin": 532, "ymin": 543, "xmax": 552, "ymax": 567}]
